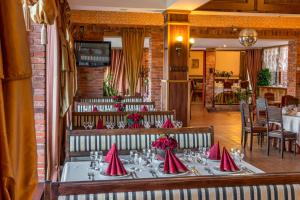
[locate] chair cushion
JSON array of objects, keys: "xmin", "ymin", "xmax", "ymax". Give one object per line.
[{"xmin": 268, "ymin": 130, "xmax": 297, "ymax": 139}]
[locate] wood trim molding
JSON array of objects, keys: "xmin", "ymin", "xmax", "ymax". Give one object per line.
[{"xmin": 50, "ymin": 173, "xmax": 300, "ymax": 198}]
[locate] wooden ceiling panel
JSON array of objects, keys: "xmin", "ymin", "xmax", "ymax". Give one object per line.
[{"xmin": 197, "ymin": 0, "xmax": 300, "ymax": 14}]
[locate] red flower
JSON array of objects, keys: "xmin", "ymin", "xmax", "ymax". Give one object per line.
[{"xmin": 151, "ymin": 135, "xmax": 177, "ymax": 150}]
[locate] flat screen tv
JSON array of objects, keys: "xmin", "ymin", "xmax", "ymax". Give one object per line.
[{"xmin": 74, "ymin": 41, "xmax": 111, "ymax": 67}]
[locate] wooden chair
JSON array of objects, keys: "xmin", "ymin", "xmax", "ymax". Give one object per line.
[
  {"xmin": 264, "ymin": 92, "xmax": 275, "ymax": 102},
  {"xmin": 266, "ymin": 106, "xmax": 297, "ymax": 158},
  {"xmin": 281, "ymin": 95, "xmax": 299, "ymax": 107},
  {"xmin": 256, "ymin": 97, "xmax": 267, "ymax": 126},
  {"xmin": 240, "ymin": 81, "xmax": 249, "ymax": 89},
  {"xmin": 240, "ymin": 101, "xmax": 267, "ymax": 151}
]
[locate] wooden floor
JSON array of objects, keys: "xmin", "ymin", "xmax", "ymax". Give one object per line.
[{"xmin": 190, "ymin": 104, "xmax": 300, "ymax": 173}]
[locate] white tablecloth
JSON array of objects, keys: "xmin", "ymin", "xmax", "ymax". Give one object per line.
[
  {"xmin": 283, "ymin": 114, "xmax": 300, "ymax": 140},
  {"xmin": 61, "ymin": 155, "xmax": 264, "ymax": 182}
]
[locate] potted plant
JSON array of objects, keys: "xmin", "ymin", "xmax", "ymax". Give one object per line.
[{"xmin": 257, "ymin": 68, "xmax": 271, "ymax": 86}]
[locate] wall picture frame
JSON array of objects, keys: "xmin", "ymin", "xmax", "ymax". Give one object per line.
[{"xmin": 192, "ymin": 59, "xmax": 200, "ymax": 68}]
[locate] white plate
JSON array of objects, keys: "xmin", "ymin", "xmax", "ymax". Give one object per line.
[
  {"xmin": 212, "ymin": 167, "xmax": 242, "ymax": 174},
  {"xmin": 158, "ymin": 169, "xmax": 191, "ymax": 177},
  {"xmin": 100, "ymin": 171, "xmax": 131, "ymax": 177}
]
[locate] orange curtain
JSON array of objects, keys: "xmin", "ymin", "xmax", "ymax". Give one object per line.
[
  {"xmin": 246, "ymin": 49, "xmax": 263, "ymax": 101},
  {"xmin": 108, "ymin": 49, "xmax": 127, "ymax": 95},
  {"xmin": 122, "ymin": 29, "xmax": 145, "ymax": 95},
  {"xmin": 0, "ymin": 0, "xmax": 37, "ymax": 199}
]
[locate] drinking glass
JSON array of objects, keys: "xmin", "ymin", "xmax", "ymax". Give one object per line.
[
  {"xmin": 130, "ymin": 150, "xmax": 136, "ymax": 163},
  {"xmin": 83, "ymin": 121, "xmax": 88, "ymax": 130},
  {"xmin": 177, "ymin": 121, "xmax": 183, "ymax": 128},
  {"xmin": 105, "ymin": 122, "xmax": 111, "ymax": 129},
  {"xmin": 88, "ymin": 122, "xmax": 94, "ymax": 129},
  {"xmin": 90, "ymin": 151, "xmax": 95, "ymax": 161},
  {"xmin": 144, "ymin": 121, "xmax": 151, "ymax": 129}
]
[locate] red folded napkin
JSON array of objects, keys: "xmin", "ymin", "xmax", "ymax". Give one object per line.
[
  {"xmin": 164, "ymin": 149, "xmax": 188, "ymax": 174},
  {"xmin": 162, "ymin": 118, "xmax": 174, "ymax": 128},
  {"xmin": 208, "ymin": 142, "xmax": 221, "ymax": 160},
  {"xmin": 105, "ymin": 151, "xmax": 127, "ymax": 176},
  {"xmin": 105, "ymin": 143, "xmax": 117, "ymax": 162},
  {"xmin": 92, "ymin": 106, "xmax": 98, "ymax": 112},
  {"xmin": 96, "ymin": 118, "xmax": 104, "ymax": 129},
  {"xmin": 140, "ymin": 105, "xmax": 148, "ymax": 112},
  {"xmin": 220, "ymin": 147, "xmax": 239, "ymax": 172}
]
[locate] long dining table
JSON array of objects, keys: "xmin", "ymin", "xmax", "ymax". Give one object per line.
[
  {"xmin": 283, "ymin": 112, "xmax": 300, "ymax": 142},
  {"xmin": 61, "ymin": 154, "xmax": 264, "ymax": 182}
]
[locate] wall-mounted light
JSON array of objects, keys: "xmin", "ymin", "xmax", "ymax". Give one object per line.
[{"xmin": 175, "ymin": 35, "xmax": 183, "ymax": 56}]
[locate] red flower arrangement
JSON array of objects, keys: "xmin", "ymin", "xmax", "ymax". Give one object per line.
[
  {"xmin": 112, "ymin": 95, "xmax": 123, "ymax": 102},
  {"xmin": 152, "ymin": 135, "xmax": 177, "ymax": 150},
  {"xmin": 127, "ymin": 113, "xmax": 143, "ymax": 128},
  {"xmin": 114, "ymin": 103, "xmax": 125, "ymax": 112}
]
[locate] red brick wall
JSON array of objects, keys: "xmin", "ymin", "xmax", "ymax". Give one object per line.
[
  {"xmin": 149, "ymin": 28, "xmax": 164, "ymax": 110},
  {"xmin": 77, "ymin": 67, "xmax": 106, "ymax": 97},
  {"xmin": 28, "ymin": 23, "xmax": 46, "ymax": 181}
]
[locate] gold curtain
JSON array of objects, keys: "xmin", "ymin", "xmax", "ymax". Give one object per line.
[
  {"xmin": 246, "ymin": 49, "xmax": 263, "ymax": 101},
  {"xmin": 0, "ymin": 0, "xmax": 37, "ymax": 199},
  {"xmin": 122, "ymin": 29, "xmax": 145, "ymax": 95},
  {"xmin": 30, "ymin": 0, "xmax": 57, "ymax": 25}
]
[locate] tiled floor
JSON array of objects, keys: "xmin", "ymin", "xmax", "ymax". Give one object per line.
[{"xmin": 190, "ymin": 104, "xmax": 300, "ymax": 173}]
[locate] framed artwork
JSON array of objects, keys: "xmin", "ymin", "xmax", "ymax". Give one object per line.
[{"xmin": 192, "ymin": 59, "xmax": 200, "ymax": 68}]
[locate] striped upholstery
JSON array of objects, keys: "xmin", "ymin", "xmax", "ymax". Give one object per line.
[
  {"xmin": 72, "ymin": 112, "xmax": 175, "ymax": 129},
  {"xmin": 58, "ymin": 184, "xmax": 300, "ymax": 200},
  {"xmin": 80, "ymin": 97, "xmax": 143, "ymax": 103},
  {"xmin": 75, "ymin": 104, "xmax": 155, "ymax": 112},
  {"xmin": 68, "ymin": 132, "xmax": 212, "ymax": 154}
]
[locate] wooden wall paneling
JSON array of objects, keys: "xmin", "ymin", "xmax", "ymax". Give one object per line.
[
  {"xmin": 257, "ymin": 0, "xmax": 300, "ymax": 14},
  {"xmin": 168, "ymin": 81, "xmax": 190, "ymax": 126},
  {"xmin": 197, "ymin": 0, "xmax": 255, "ymax": 12}
]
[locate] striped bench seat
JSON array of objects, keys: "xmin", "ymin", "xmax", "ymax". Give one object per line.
[
  {"xmin": 71, "ymin": 111, "xmax": 175, "ymax": 129},
  {"xmin": 66, "ymin": 127, "xmax": 213, "ymax": 160},
  {"xmin": 79, "ymin": 97, "xmax": 143, "ymax": 103},
  {"xmin": 57, "ymin": 184, "xmax": 300, "ymax": 200},
  {"xmin": 74, "ymin": 102, "xmax": 155, "ymax": 112}
]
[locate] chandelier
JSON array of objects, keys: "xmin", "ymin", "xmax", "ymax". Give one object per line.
[{"xmin": 239, "ymin": 29, "xmax": 258, "ymax": 47}]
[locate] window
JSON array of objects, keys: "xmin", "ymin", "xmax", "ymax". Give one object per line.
[{"xmin": 263, "ymin": 46, "xmax": 288, "ymax": 86}]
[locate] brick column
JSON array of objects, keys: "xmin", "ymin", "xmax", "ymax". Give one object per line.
[
  {"xmin": 149, "ymin": 28, "xmax": 164, "ymax": 110},
  {"xmin": 28, "ymin": 23, "xmax": 46, "ymax": 181},
  {"xmin": 77, "ymin": 67, "xmax": 106, "ymax": 97}
]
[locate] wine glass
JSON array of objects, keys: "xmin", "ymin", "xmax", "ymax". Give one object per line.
[
  {"xmin": 90, "ymin": 151, "xmax": 95, "ymax": 161},
  {"xmin": 105, "ymin": 121, "xmax": 111, "ymax": 129},
  {"xmin": 88, "ymin": 122, "xmax": 94, "ymax": 130},
  {"xmin": 144, "ymin": 121, "xmax": 151, "ymax": 129},
  {"xmin": 177, "ymin": 121, "xmax": 183, "ymax": 128},
  {"xmin": 83, "ymin": 121, "xmax": 88, "ymax": 130}
]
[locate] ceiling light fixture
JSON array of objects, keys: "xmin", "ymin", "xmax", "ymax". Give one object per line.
[{"xmin": 239, "ymin": 29, "xmax": 258, "ymax": 47}]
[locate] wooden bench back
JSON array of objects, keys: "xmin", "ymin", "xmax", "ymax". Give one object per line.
[
  {"xmin": 71, "ymin": 110, "xmax": 176, "ymax": 129},
  {"xmin": 65, "ymin": 127, "xmax": 214, "ymax": 160},
  {"xmin": 79, "ymin": 96, "xmax": 143, "ymax": 103},
  {"xmin": 47, "ymin": 173, "xmax": 300, "ymax": 200},
  {"xmin": 74, "ymin": 101, "xmax": 155, "ymax": 112}
]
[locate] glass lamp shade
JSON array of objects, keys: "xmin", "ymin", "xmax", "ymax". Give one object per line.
[{"xmin": 239, "ymin": 29, "xmax": 258, "ymax": 47}]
